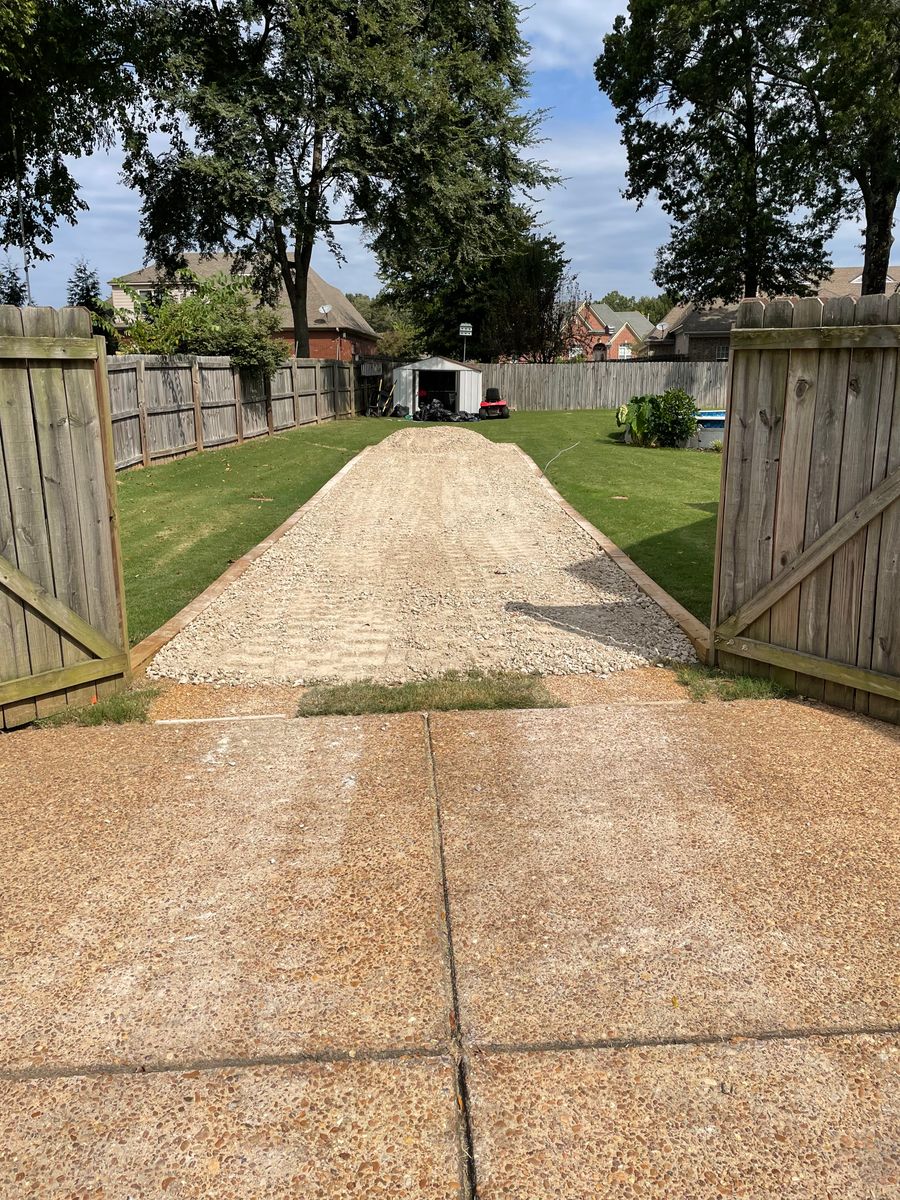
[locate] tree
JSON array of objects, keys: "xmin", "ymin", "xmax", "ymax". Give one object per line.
[
  {"xmin": 345, "ymin": 293, "xmax": 407, "ymax": 335},
  {"xmin": 0, "ymin": 257, "xmax": 27, "ymax": 305},
  {"xmin": 378, "ymin": 321, "xmax": 426, "ymax": 361},
  {"xmin": 66, "ymin": 257, "xmax": 118, "ymax": 349},
  {"xmin": 402, "ymin": 228, "xmax": 582, "ymax": 363},
  {"xmin": 599, "ymin": 290, "xmax": 673, "ymax": 326},
  {"xmin": 66, "ymin": 258, "xmax": 102, "ymax": 308},
  {"xmin": 128, "ymin": 0, "xmax": 550, "ymax": 356},
  {"xmin": 596, "ymin": 2, "xmax": 843, "ymax": 304},
  {"xmin": 764, "ymin": 1, "xmax": 900, "ymax": 295},
  {"xmin": 0, "ymin": 0, "xmax": 36, "ymax": 80},
  {"xmin": 118, "ymin": 272, "xmax": 286, "ymax": 374},
  {"xmin": 598, "ymin": 290, "xmax": 635, "ymax": 313},
  {"xmin": 0, "ymin": 1, "xmax": 135, "ymax": 264}
]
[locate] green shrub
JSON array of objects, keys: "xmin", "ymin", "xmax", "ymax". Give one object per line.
[
  {"xmin": 616, "ymin": 388, "xmax": 699, "ymax": 448},
  {"xmin": 615, "ymin": 395, "xmax": 655, "ymax": 445},
  {"xmin": 650, "ymin": 388, "xmax": 699, "ymax": 447},
  {"xmin": 118, "ymin": 272, "xmax": 286, "ymax": 375}
]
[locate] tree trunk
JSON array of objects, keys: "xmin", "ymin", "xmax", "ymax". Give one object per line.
[
  {"xmin": 291, "ymin": 245, "xmax": 312, "ymax": 357},
  {"xmin": 860, "ymin": 184, "xmax": 898, "ymax": 295}
]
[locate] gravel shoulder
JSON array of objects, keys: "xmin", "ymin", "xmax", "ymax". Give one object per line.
[{"xmin": 149, "ymin": 427, "xmax": 695, "ymax": 686}]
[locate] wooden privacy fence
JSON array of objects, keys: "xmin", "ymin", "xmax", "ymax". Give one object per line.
[
  {"xmin": 107, "ymin": 355, "xmax": 356, "ymax": 470},
  {"xmin": 474, "ymin": 359, "xmax": 727, "ymax": 411},
  {"xmin": 0, "ymin": 306, "xmax": 130, "ymax": 729},
  {"xmin": 712, "ymin": 295, "xmax": 900, "ymax": 723}
]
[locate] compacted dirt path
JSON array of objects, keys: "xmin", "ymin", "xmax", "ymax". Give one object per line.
[{"xmin": 150, "ymin": 427, "xmax": 693, "ymax": 685}]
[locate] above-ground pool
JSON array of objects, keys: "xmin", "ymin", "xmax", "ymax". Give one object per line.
[{"xmin": 694, "ymin": 409, "xmax": 726, "ymax": 450}]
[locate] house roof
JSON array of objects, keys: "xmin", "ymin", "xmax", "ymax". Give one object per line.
[
  {"xmin": 817, "ymin": 264, "xmax": 900, "ymax": 299},
  {"xmin": 399, "ymin": 355, "xmax": 482, "ymax": 373},
  {"xmin": 582, "ymin": 301, "xmax": 655, "ymax": 340},
  {"xmin": 112, "ymin": 252, "xmax": 378, "ymax": 340},
  {"xmin": 648, "ymin": 303, "xmax": 738, "ymax": 340},
  {"xmin": 649, "ymin": 265, "xmax": 900, "ymax": 342}
]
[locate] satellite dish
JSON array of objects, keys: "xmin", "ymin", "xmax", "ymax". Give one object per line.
[
  {"xmin": 655, "ymin": 321, "xmax": 668, "ymax": 332},
  {"xmin": 319, "ymin": 304, "xmax": 332, "ymax": 316}
]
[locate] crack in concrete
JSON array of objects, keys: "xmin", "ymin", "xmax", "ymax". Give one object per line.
[{"xmin": 423, "ymin": 712, "xmax": 479, "ymax": 1200}]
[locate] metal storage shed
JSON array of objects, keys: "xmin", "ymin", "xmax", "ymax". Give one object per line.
[{"xmin": 392, "ymin": 356, "xmax": 482, "ymax": 416}]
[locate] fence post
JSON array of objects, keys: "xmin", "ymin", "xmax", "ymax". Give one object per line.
[
  {"xmin": 191, "ymin": 359, "xmax": 203, "ymax": 452},
  {"xmin": 92, "ymin": 337, "xmax": 132, "ymax": 681},
  {"xmin": 233, "ymin": 364, "xmax": 244, "ymax": 443},
  {"xmin": 291, "ymin": 358, "xmax": 300, "ymax": 427},
  {"xmin": 264, "ymin": 371, "xmax": 274, "ymax": 436},
  {"xmin": 136, "ymin": 358, "xmax": 150, "ymax": 467},
  {"xmin": 314, "ymin": 361, "xmax": 322, "ymax": 424}
]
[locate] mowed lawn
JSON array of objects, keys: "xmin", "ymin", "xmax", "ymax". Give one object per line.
[
  {"xmin": 117, "ymin": 421, "xmax": 398, "ymax": 644},
  {"xmin": 477, "ymin": 410, "xmax": 721, "ymax": 622},
  {"xmin": 117, "ymin": 411, "xmax": 721, "ymax": 645}
]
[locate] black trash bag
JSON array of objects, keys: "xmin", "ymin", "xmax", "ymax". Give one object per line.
[{"xmin": 391, "ymin": 404, "xmax": 410, "ymax": 419}]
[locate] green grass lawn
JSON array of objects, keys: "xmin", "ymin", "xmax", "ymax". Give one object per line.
[
  {"xmin": 117, "ymin": 420, "xmax": 399, "ymax": 644},
  {"xmin": 118, "ymin": 411, "xmax": 721, "ymax": 645},
  {"xmin": 477, "ymin": 410, "xmax": 721, "ymax": 622}
]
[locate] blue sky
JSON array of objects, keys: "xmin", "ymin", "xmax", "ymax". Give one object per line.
[{"xmin": 24, "ymin": 0, "xmax": 867, "ymax": 306}]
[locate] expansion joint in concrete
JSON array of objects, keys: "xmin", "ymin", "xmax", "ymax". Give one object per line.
[
  {"xmin": 480, "ymin": 1022, "xmax": 900, "ymax": 1058},
  {"xmin": 423, "ymin": 712, "xmax": 478, "ymax": 1200},
  {"xmin": 0, "ymin": 1044, "xmax": 445, "ymax": 1085}
]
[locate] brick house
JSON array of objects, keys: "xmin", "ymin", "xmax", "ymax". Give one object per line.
[
  {"xmin": 569, "ymin": 301, "xmax": 655, "ymax": 361},
  {"xmin": 645, "ymin": 264, "xmax": 900, "ymax": 361},
  {"xmin": 111, "ymin": 253, "xmax": 379, "ymax": 361}
]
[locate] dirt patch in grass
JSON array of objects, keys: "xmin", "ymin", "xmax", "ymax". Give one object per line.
[
  {"xmin": 674, "ymin": 664, "xmax": 790, "ymax": 703},
  {"xmin": 34, "ymin": 687, "xmax": 159, "ymax": 728},
  {"xmin": 296, "ymin": 670, "xmax": 565, "ymax": 718}
]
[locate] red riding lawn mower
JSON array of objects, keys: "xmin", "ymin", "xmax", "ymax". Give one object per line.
[{"xmin": 479, "ymin": 386, "xmax": 511, "ymax": 419}]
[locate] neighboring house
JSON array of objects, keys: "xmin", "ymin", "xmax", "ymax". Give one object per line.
[
  {"xmin": 644, "ymin": 303, "xmax": 736, "ymax": 362},
  {"xmin": 569, "ymin": 300, "xmax": 655, "ymax": 361},
  {"xmin": 110, "ymin": 253, "xmax": 379, "ymax": 361},
  {"xmin": 646, "ymin": 265, "xmax": 900, "ymax": 361}
]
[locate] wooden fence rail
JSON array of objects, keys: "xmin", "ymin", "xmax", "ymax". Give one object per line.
[
  {"xmin": 472, "ymin": 359, "xmax": 728, "ymax": 411},
  {"xmin": 107, "ymin": 355, "xmax": 357, "ymax": 470},
  {"xmin": 0, "ymin": 306, "xmax": 130, "ymax": 729},
  {"xmin": 711, "ymin": 295, "xmax": 900, "ymax": 724}
]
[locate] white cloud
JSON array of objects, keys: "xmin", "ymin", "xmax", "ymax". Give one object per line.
[{"xmin": 521, "ymin": 0, "xmax": 623, "ymax": 74}]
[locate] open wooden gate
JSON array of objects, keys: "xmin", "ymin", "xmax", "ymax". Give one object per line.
[
  {"xmin": 0, "ymin": 306, "xmax": 130, "ymax": 729},
  {"xmin": 712, "ymin": 295, "xmax": 900, "ymax": 724}
]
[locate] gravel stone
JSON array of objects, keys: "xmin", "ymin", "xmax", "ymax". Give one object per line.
[{"xmin": 149, "ymin": 427, "xmax": 696, "ymax": 686}]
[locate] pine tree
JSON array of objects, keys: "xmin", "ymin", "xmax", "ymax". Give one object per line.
[
  {"xmin": 0, "ymin": 257, "xmax": 27, "ymax": 305},
  {"xmin": 66, "ymin": 257, "xmax": 101, "ymax": 308}
]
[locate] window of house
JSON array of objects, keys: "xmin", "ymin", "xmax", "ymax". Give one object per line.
[
  {"xmin": 715, "ymin": 343, "xmax": 729, "ymax": 361},
  {"xmin": 618, "ymin": 344, "xmax": 632, "ymax": 359}
]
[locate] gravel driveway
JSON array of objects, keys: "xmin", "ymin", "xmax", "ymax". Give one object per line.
[{"xmin": 149, "ymin": 427, "xmax": 695, "ymax": 685}]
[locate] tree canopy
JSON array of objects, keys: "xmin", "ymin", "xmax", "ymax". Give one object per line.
[
  {"xmin": 398, "ymin": 227, "xmax": 581, "ymax": 362},
  {"xmin": 0, "ymin": 257, "xmax": 28, "ymax": 306},
  {"xmin": 598, "ymin": 290, "xmax": 673, "ymax": 326},
  {"xmin": 66, "ymin": 257, "xmax": 118, "ymax": 348},
  {"xmin": 126, "ymin": 0, "xmax": 550, "ymax": 355},
  {"xmin": 0, "ymin": 0, "xmax": 135, "ymax": 265},
  {"xmin": 767, "ymin": 1, "xmax": 900, "ymax": 295},
  {"xmin": 596, "ymin": 1, "xmax": 843, "ymax": 303},
  {"xmin": 118, "ymin": 272, "xmax": 285, "ymax": 373},
  {"xmin": 597, "ymin": 1, "xmax": 900, "ymax": 299}
]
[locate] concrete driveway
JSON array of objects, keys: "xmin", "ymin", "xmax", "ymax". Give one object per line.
[{"xmin": 1, "ymin": 698, "xmax": 898, "ymax": 1196}]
